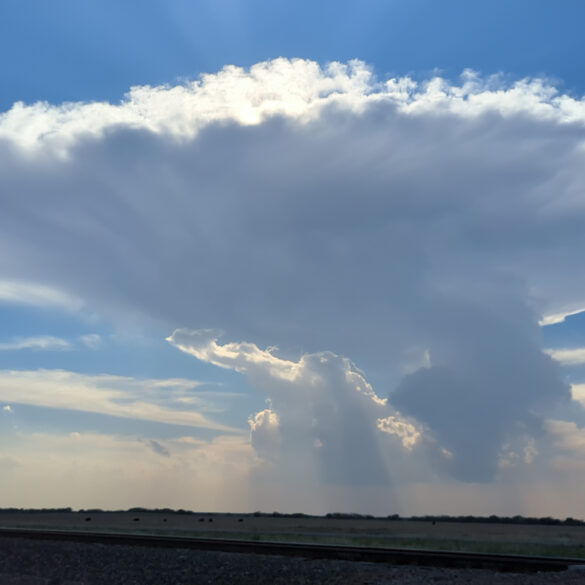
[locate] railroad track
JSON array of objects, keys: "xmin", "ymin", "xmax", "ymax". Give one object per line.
[{"xmin": 0, "ymin": 527, "xmax": 583, "ymax": 573}]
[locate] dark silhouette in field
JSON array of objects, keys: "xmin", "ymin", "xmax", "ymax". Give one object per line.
[{"xmin": 0, "ymin": 508, "xmax": 582, "ymax": 527}]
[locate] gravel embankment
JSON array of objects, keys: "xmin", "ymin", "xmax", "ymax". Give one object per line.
[{"xmin": 1, "ymin": 537, "xmax": 585, "ymax": 585}]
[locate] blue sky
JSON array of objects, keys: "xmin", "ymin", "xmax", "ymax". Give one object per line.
[
  {"xmin": 3, "ymin": 0, "xmax": 585, "ymax": 110},
  {"xmin": 1, "ymin": 0, "xmax": 585, "ymax": 515}
]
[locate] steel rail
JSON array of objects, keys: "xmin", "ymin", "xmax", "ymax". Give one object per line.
[{"xmin": 0, "ymin": 527, "xmax": 583, "ymax": 573}]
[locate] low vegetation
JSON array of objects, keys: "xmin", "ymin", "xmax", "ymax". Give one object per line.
[
  {"xmin": 1, "ymin": 508, "xmax": 583, "ymax": 526},
  {"xmin": 2, "ymin": 508, "xmax": 585, "ymax": 559}
]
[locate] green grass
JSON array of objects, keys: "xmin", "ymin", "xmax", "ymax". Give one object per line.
[
  {"xmin": 4, "ymin": 523, "xmax": 585, "ymax": 559},
  {"xmin": 131, "ymin": 530, "xmax": 585, "ymax": 559}
]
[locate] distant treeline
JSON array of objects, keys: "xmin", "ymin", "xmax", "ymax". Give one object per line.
[
  {"xmin": 0, "ymin": 508, "xmax": 208, "ymax": 515},
  {"xmin": 0, "ymin": 508, "xmax": 583, "ymax": 526},
  {"xmin": 326, "ymin": 513, "xmax": 585, "ymax": 526},
  {"xmin": 408, "ymin": 514, "xmax": 585, "ymax": 526}
]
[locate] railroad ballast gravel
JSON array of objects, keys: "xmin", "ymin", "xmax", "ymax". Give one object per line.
[{"xmin": 1, "ymin": 537, "xmax": 585, "ymax": 585}]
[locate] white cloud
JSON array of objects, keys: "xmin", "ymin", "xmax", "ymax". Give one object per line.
[
  {"xmin": 78, "ymin": 333, "xmax": 102, "ymax": 349},
  {"xmin": 168, "ymin": 327, "xmax": 567, "ymax": 484},
  {"xmin": 0, "ymin": 335, "xmax": 71, "ymax": 351},
  {"xmin": 497, "ymin": 437, "xmax": 539, "ymax": 469},
  {"xmin": 2, "ymin": 404, "xmax": 12, "ymax": 413},
  {"xmin": 1, "ymin": 58, "xmax": 583, "ymax": 485},
  {"xmin": 0, "ymin": 280, "xmax": 82, "ymax": 310},
  {"xmin": 248, "ymin": 409, "xmax": 281, "ymax": 461},
  {"xmin": 2, "ymin": 60, "xmax": 585, "ymax": 155},
  {"xmin": 0, "ymin": 334, "xmax": 104, "ymax": 352},
  {"xmin": 0, "ymin": 369, "xmax": 241, "ymax": 432},
  {"xmin": 545, "ymin": 347, "xmax": 585, "ymax": 365},
  {"xmin": 545, "ymin": 419, "xmax": 585, "ymax": 454},
  {"xmin": 168, "ymin": 328, "xmax": 430, "ymax": 487},
  {"xmin": 571, "ymin": 384, "xmax": 585, "ymax": 405},
  {"xmin": 376, "ymin": 416, "xmax": 421, "ymax": 450},
  {"xmin": 167, "ymin": 328, "xmax": 302, "ymax": 382},
  {"xmin": 0, "ymin": 60, "xmax": 373, "ymax": 154},
  {"xmin": 3, "ymin": 60, "xmax": 585, "ymax": 336},
  {"xmin": 539, "ymin": 307, "xmax": 585, "ymax": 326}
]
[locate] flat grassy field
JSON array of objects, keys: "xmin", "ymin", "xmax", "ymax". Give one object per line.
[{"xmin": 2, "ymin": 512, "xmax": 585, "ymax": 558}]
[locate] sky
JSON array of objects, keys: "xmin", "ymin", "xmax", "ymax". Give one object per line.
[{"xmin": 2, "ymin": 0, "xmax": 585, "ymax": 516}]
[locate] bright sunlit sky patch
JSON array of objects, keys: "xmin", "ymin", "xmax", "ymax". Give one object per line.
[
  {"xmin": 3, "ymin": 0, "xmax": 585, "ymax": 109},
  {"xmin": 2, "ymin": 0, "xmax": 585, "ymax": 516}
]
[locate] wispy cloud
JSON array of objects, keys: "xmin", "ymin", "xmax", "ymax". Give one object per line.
[
  {"xmin": 0, "ymin": 336, "xmax": 72, "ymax": 351},
  {"xmin": 0, "ymin": 333, "xmax": 104, "ymax": 352},
  {"xmin": 0, "ymin": 280, "xmax": 82, "ymax": 310},
  {"xmin": 78, "ymin": 333, "xmax": 102, "ymax": 349},
  {"xmin": 0, "ymin": 369, "xmax": 241, "ymax": 433}
]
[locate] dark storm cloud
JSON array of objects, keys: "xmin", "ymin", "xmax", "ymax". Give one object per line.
[{"xmin": 1, "ymin": 60, "xmax": 584, "ymax": 482}]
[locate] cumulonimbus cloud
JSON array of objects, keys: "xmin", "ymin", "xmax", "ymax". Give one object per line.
[
  {"xmin": 1, "ymin": 58, "xmax": 584, "ymax": 482},
  {"xmin": 167, "ymin": 328, "xmax": 428, "ymax": 486},
  {"xmin": 168, "ymin": 327, "xmax": 565, "ymax": 484}
]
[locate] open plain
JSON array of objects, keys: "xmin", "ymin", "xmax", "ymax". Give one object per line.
[
  {"xmin": 2, "ymin": 512, "xmax": 585, "ymax": 558},
  {"xmin": 3, "ymin": 513, "xmax": 585, "ymax": 583}
]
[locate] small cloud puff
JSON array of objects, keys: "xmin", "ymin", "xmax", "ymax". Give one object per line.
[
  {"xmin": 545, "ymin": 347, "xmax": 585, "ymax": 366},
  {"xmin": 376, "ymin": 416, "xmax": 421, "ymax": 450},
  {"xmin": 79, "ymin": 333, "xmax": 102, "ymax": 350},
  {"xmin": 146, "ymin": 439, "xmax": 171, "ymax": 457}
]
